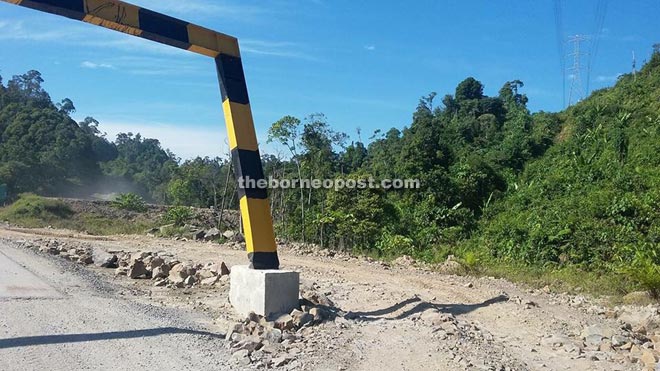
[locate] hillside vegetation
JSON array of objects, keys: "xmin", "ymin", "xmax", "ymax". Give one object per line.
[
  {"xmin": 1, "ymin": 50, "xmax": 659, "ymax": 298},
  {"xmin": 0, "ymin": 193, "xmax": 155, "ymax": 234},
  {"xmin": 468, "ymin": 53, "xmax": 660, "ymax": 296},
  {"xmin": 0, "ymin": 71, "xmax": 232, "ymax": 206}
]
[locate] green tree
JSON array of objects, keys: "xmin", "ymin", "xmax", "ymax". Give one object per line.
[
  {"xmin": 101, "ymin": 133, "xmax": 177, "ymax": 202},
  {"xmin": 323, "ymin": 173, "xmax": 398, "ymax": 251},
  {"xmin": 455, "ymin": 77, "xmax": 484, "ymax": 101},
  {"xmin": 268, "ymin": 115, "xmax": 306, "ymax": 241},
  {"xmin": 57, "ymin": 98, "xmax": 76, "ymax": 115}
]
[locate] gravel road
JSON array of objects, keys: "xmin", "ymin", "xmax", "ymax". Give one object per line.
[
  {"xmin": 0, "ymin": 240, "xmax": 229, "ymax": 371},
  {"xmin": 0, "ymin": 227, "xmax": 658, "ymax": 371}
]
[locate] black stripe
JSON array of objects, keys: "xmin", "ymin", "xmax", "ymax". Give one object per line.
[
  {"xmin": 231, "ymin": 148, "xmax": 267, "ymax": 199},
  {"xmin": 22, "ymin": 0, "xmax": 85, "ymax": 20},
  {"xmin": 248, "ymin": 252, "xmax": 280, "ymax": 270},
  {"xmin": 138, "ymin": 8, "xmax": 190, "ymax": 49},
  {"xmin": 215, "ymin": 54, "xmax": 249, "ymax": 104}
]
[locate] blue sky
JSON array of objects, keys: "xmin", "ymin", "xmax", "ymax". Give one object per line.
[{"xmin": 0, "ymin": 0, "xmax": 658, "ymax": 159}]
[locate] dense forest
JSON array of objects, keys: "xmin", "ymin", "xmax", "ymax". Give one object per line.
[
  {"xmin": 1, "ymin": 49, "xmax": 659, "ymax": 294},
  {"xmin": 0, "ymin": 70, "xmax": 233, "ymax": 206}
]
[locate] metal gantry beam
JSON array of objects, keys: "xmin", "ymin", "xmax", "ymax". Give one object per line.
[{"xmin": 2, "ymin": 0, "xmax": 279, "ymax": 269}]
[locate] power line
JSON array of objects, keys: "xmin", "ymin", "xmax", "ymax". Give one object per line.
[
  {"xmin": 554, "ymin": 0, "xmax": 566, "ymax": 108},
  {"xmin": 586, "ymin": 0, "xmax": 608, "ymax": 95},
  {"xmin": 554, "ymin": 0, "xmax": 609, "ymax": 107}
]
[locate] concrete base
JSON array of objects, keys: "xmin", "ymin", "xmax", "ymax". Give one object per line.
[{"xmin": 229, "ymin": 265, "xmax": 300, "ymax": 318}]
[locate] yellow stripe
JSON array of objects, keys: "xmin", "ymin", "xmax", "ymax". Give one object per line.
[
  {"xmin": 240, "ymin": 197, "xmax": 277, "ymax": 254},
  {"xmin": 187, "ymin": 24, "xmax": 240, "ymax": 58},
  {"xmin": 222, "ymin": 100, "xmax": 259, "ymax": 151},
  {"xmin": 4, "ymin": 0, "xmax": 22, "ymax": 4},
  {"xmin": 83, "ymin": 0, "xmax": 141, "ymax": 36}
]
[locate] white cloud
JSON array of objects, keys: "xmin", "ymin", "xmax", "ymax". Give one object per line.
[
  {"xmin": 128, "ymin": 0, "xmax": 266, "ymax": 20},
  {"xmin": 83, "ymin": 55, "xmax": 210, "ymax": 76},
  {"xmin": 80, "ymin": 61, "xmax": 115, "ymax": 69},
  {"xmin": 241, "ymin": 39, "xmax": 319, "ymax": 61},
  {"xmin": 0, "ymin": 18, "xmax": 313, "ymax": 61},
  {"xmin": 0, "ymin": 19, "xmax": 79, "ymax": 41},
  {"xmin": 98, "ymin": 120, "xmax": 231, "ymax": 160},
  {"xmin": 596, "ymin": 73, "xmax": 622, "ymax": 83},
  {"xmin": 364, "ymin": 45, "xmax": 376, "ymax": 51},
  {"xmin": 81, "ymin": 36, "xmax": 194, "ymax": 57}
]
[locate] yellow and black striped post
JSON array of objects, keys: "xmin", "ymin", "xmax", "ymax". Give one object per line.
[{"xmin": 2, "ymin": 0, "xmax": 280, "ymax": 269}]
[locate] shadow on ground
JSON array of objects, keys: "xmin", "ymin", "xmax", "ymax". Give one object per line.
[
  {"xmin": 0, "ymin": 327, "xmax": 224, "ymax": 349},
  {"xmin": 345, "ymin": 294, "xmax": 509, "ymax": 321}
]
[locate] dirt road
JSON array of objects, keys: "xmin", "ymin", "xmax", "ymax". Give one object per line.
[
  {"xmin": 0, "ymin": 226, "xmax": 657, "ymax": 371},
  {"xmin": 0, "ymin": 240, "xmax": 229, "ymax": 370}
]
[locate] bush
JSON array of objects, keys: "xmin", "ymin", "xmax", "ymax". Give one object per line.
[
  {"xmin": 0, "ymin": 193, "xmax": 73, "ymax": 220},
  {"xmin": 164, "ymin": 206, "xmax": 194, "ymax": 226},
  {"xmin": 376, "ymin": 233, "xmax": 415, "ymax": 257},
  {"xmin": 621, "ymin": 250, "xmax": 660, "ymax": 299},
  {"xmin": 156, "ymin": 223, "xmax": 189, "ymax": 237},
  {"xmin": 0, "ymin": 193, "xmax": 157, "ymax": 234},
  {"xmin": 460, "ymin": 250, "xmax": 481, "ymax": 272},
  {"xmin": 111, "ymin": 193, "xmax": 147, "ymax": 212},
  {"xmin": 630, "ymin": 263, "xmax": 660, "ymax": 299}
]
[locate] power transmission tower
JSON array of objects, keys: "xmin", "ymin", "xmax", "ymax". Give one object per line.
[
  {"xmin": 632, "ymin": 51, "xmax": 637, "ymax": 81},
  {"xmin": 567, "ymin": 34, "xmax": 590, "ymax": 106}
]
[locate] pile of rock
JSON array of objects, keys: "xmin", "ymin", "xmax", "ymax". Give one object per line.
[
  {"xmin": 436, "ymin": 255, "xmax": 464, "ymax": 274},
  {"xmin": 149, "ymin": 224, "xmax": 244, "ymax": 243},
  {"xmin": 220, "ymin": 229, "xmax": 244, "ymax": 242},
  {"xmin": 578, "ymin": 323, "xmax": 660, "ymax": 368},
  {"xmin": 226, "ymin": 304, "xmax": 335, "ymax": 368},
  {"xmin": 279, "ymin": 242, "xmax": 445, "ymax": 273},
  {"xmin": 279, "ymin": 241, "xmax": 354, "ymax": 260},
  {"xmin": 19, "ymin": 239, "xmax": 94, "ymax": 265},
  {"xmin": 106, "ymin": 251, "xmax": 230, "ymax": 288},
  {"xmin": 225, "ymin": 284, "xmax": 339, "ymax": 368}
]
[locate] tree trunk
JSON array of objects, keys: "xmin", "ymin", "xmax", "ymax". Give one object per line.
[
  {"xmin": 218, "ymin": 161, "xmax": 232, "ymax": 230},
  {"xmin": 296, "ymin": 161, "xmax": 305, "ymax": 243}
]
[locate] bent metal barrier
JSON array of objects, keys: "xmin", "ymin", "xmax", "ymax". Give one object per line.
[{"xmin": 1, "ymin": 0, "xmax": 279, "ymax": 269}]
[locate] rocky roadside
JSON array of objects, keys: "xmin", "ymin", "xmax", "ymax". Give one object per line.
[
  {"xmin": 9, "ymin": 236, "xmax": 356, "ymax": 369},
  {"xmin": 5, "ymin": 233, "xmax": 660, "ymax": 370}
]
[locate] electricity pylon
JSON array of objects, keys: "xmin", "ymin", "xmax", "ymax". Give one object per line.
[{"xmin": 567, "ymin": 34, "xmax": 590, "ymax": 106}]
